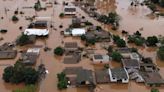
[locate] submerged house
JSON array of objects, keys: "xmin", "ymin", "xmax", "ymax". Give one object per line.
[
  {"xmin": 0, "ymin": 43, "xmax": 17, "ymax": 59},
  {"xmin": 76, "ymin": 69, "xmax": 95, "ymax": 87},
  {"xmin": 63, "ymin": 53, "xmax": 81, "ymax": 64},
  {"xmin": 122, "ymin": 59, "xmax": 140, "ymax": 69},
  {"xmin": 71, "ymin": 28, "xmax": 86, "ymax": 36},
  {"xmin": 92, "ymin": 54, "xmax": 111, "ymax": 64},
  {"xmin": 64, "ymin": 42, "xmax": 78, "ymax": 51},
  {"xmin": 72, "ymin": 17, "xmax": 81, "ymax": 28},
  {"xmin": 24, "ymin": 29, "xmax": 49, "ymax": 36},
  {"xmin": 21, "ymin": 48, "xmax": 40, "ymax": 65},
  {"xmin": 108, "ymin": 68, "xmax": 129, "ymax": 83},
  {"xmin": 28, "ymin": 21, "xmax": 48, "ymax": 29},
  {"xmin": 64, "ymin": 6, "xmax": 76, "ymax": 15}
]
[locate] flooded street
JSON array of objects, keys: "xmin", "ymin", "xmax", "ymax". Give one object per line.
[{"xmin": 0, "ymin": 0, "xmax": 164, "ymax": 92}]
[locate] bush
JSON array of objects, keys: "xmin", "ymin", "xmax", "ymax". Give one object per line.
[
  {"xmin": 12, "ymin": 15, "xmax": 19, "ymax": 22},
  {"xmin": 54, "ymin": 47, "xmax": 64, "ymax": 56},
  {"xmin": 34, "ymin": 0, "xmax": 42, "ymax": 11},
  {"xmin": 157, "ymin": 46, "xmax": 164, "ymax": 60},
  {"xmin": 159, "ymin": 0, "xmax": 164, "ymax": 7},
  {"xmin": 81, "ymin": 35, "xmax": 86, "ymax": 41},
  {"xmin": 59, "ymin": 13, "xmax": 65, "ymax": 18},
  {"xmin": 134, "ymin": 38, "xmax": 144, "ymax": 46},
  {"xmin": 0, "ymin": 29, "xmax": 8, "ymax": 33},
  {"xmin": 148, "ymin": 3, "xmax": 157, "ymax": 13},
  {"xmin": 116, "ymin": 39, "xmax": 126, "ymax": 47},
  {"xmin": 84, "ymin": 21, "xmax": 93, "ymax": 26},
  {"xmin": 146, "ymin": 36, "xmax": 158, "ymax": 46},
  {"xmin": 108, "ymin": 46, "xmax": 113, "ymax": 53},
  {"xmin": 111, "ymin": 51, "xmax": 122, "ymax": 62},
  {"xmin": 104, "ymin": 64, "xmax": 109, "ymax": 69}
]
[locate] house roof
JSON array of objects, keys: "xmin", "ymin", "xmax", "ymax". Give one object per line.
[
  {"xmin": 76, "ymin": 69, "xmax": 94, "ymax": 85},
  {"xmin": 94, "ymin": 55, "xmax": 103, "ymax": 59},
  {"xmin": 21, "ymin": 52, "xmax": 38, "ymax": 65},
  {"xmin": 110, "ymin": 68, "xmax": 128, "ymax": 80},
  {"xmin": 122, "ymin": 59, "xmax": 140, "ymax": 69},
  {"xmin": 63, "ymin": 53, "xmax": 81, "ymax": 64},
  {"xmin": 0, "ymin": 50, "xmax": 17, "ymax": 59},
  {"xmin": 115, "ymin": 47, "xmax": 131, "ymax": 53},
  {"xmin": 64, "ymin": 42, "xmax": 78, "ymax": 49},
  {"xmin": 24, "ymin": 29, "xmax": 49, "ymax": 36},
  {"xmin": 64, "ymin": 6, "xmax": 76, "ymax": 12},
  {"xmin": 140, "ymin": 72, "xmax": 164, "ymax": 85},
  {"xmin": 71, "ymin": 28, "xmax": 86, "ymax": 36}
]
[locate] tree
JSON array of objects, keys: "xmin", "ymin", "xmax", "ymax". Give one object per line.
[
  {"xmin": 12, "ymin": 15, "xmax": 19, "ymax": 22},
  {"xmin": 34, "ymin": 0, "xmax": 41, "ymax": 11},
  {"xmin": 157, "ymin": 46, "xmax": 164, "ymax": 60},
  {"xmin": 108, "ymin": 46, "xmax": 113, "ymax": 53},
  {"xmin": 116, "ymin": 39, "xmax": 126, "ymax": 47},
  {"xmin": 17, "ymin": 34, "xmax": 30, "ymax": 46},
  {"xmin": 146, "ymin": 36, "xmax": 158, "ymax": 46},
  {"xmin": 3, "ymin": 66, "xmax": 14, "ymax": 82},
  {"xmin": 134, "ymin": 38, "xmax": 144, "ymax": 46},
  {"xmin": 134, "ymin": 31, "xmax": 141, "ymax": 36},
  {"xmin": 57, "ymin": 72, "xmax": 68, "ymax": 90},
  {"xmin": 112, "ymin": 35, "xmax": 120, "ymax": 43},
  {"xmin": 81, "ymin": 35, "xmax": 86, "ymax": 41},
  {"xmin": 148, "ymin": 3, "xmax": 157, "ymax": 13},
  {"xmin": 54, "ymin": 47, "xmax": 64, "ymax": 56},
  {"xmin": 159, "ymin": 0, "xmax": 164, "ymax": 7},
  {"xmin": 111, "ymin": 51, "xmax": 122, "ymax": 62},
  {"xmin": 3, "ymin": 61, "xmax": 39, "ymax": 85},
  {"xmin": 59, "ymin": 13, "xmax": 65, "ymax": 18},
  {"xmin": 151, "ymin": 88, "xmax": 159, "ymax": 92}
]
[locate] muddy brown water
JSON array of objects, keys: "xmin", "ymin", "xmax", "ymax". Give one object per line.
[{"xmin": 0, "ymin": 0, "xmax": 164, "ymax": 92}]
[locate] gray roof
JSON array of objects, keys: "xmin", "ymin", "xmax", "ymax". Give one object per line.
[
  {"xmin": 94, "ymin": 55, "xmax": 103, "ymax": 59},
  {"xmin": 122, "ymin": 59, "xmax": 140, "ymax": 69},
  {"xmin": 63, "ymin": 53, "xmax": 81, "ymax": 64},
  {"xmin": 64, "ymin": 8, "xmax": 76, "ymax": 12},
  {"xmin": 111, "ymin": 68, "xmax": 128, "ymax": 80},
  {"xmin": 21, "ymin": 53, "xmax": 38, "ymax": 65},
  {"xmin": 0, "ymin": 50, "xmax": 17, "ymax": 59},
  {"xmin": 64, "ymin": 42, "xmax": 78, "ymax": 49},
  {"xmin": 115, "ymin": 47, "xmax": 131, "ymax": 53},
  {"xmin": 140, "ymin": 72, "xmax": 164, "ymax": 85},
  {"xmin": 76, "ymin": 69, "xmax": 94, "ymax": 85}
]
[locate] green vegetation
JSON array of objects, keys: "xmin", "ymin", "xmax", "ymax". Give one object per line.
[
  {"xmin": 151, "ymin": 88, "xmax": 159, "ymax": 92},
  {"xmin": 107, "ymin": 46, "xmax": 113, "ymax": 53},
  {"xmin": 17, "ymin": 34, "xmax": 30, "ymax": 46},
  {"xmin": 57, "ymin": 72, "xmax": 68, "ymax": 90},
  {"xmin": 116, "ymin": 39, "xmax": 126, "ymax": 47},
  {"xmin": 54, "ymin": 47, "xmax": 64, "ymax": 56},
  {"xmin": 146, "ymin": 36, "xmax": 158, "ymax": 46},
  {"xmin": 111, "ymin": 51, "xmax": 122, "ymax": 62},
  {"xmin": 3, "ymin": 61, "xmax": 39, "ymax": 85},
  {"xmin": 59, "ymin": 13, "xmax": 65, "ymax": 18},
  {"xmin": 34, "ymin": 0, "xmax": 42, "ymax": 11},
  {"xmin": 12, "ymin": 15, "xmax": 19, "ymax": 22},
  {"xmin": 131, "ymin": 47, "xmax": 138, "ymax": 53},
  {"xmin": 148, "ymin": 3, "xmax": 157, "ymax": 13},
  {"xmin": 104, "ymin": 64, "xmax": 109, "ymax": 69},
  {"xmin": 84, "ymin": 21, "xmax": 93, "ymax": 26},
  {"xmin": 13, "ymin": 85, "xmax": 36, "ymax": 92},
  {"xmin": 81, "ymin": 35, "xmax": 96, "ymax": 45},
  {"xmin": 98, "ymin": 12, "xmax": 120, "ymax": 27},
  {"xmin": 112, "ymin": 35, "xmax": 120, "ymax": 43},
  {"xmin": 157, "ymin": 46, "xmax": 164, "ymax": 60},
  {"xmin": 128, "ymin": 35, "xmax": 145, "ymax": 46}
]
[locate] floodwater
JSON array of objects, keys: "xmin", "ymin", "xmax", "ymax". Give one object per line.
[{"xmin": 0, "ymin": 0, "xmax": 164, "ymax": 92}]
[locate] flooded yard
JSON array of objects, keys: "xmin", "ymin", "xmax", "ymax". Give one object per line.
[{"xmin": 0, "ymin": 0, "xmax": 164, "ymax": 92}]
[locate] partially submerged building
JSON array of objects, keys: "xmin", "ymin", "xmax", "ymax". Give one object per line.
[
  {"xmin": 64, "ymin": 42, "xmax": 78, "ymax": 51},
  {"xmin": 20, "ymin": 48, "xmax": 40, "ymax": 65},
  {"xmin": 122, "ymin": 59, "xmax": 140, "ymax": 69},
  {"xmin": 64, "ymin": 6, "xmax": 76, "ymax": 15},
  {"xmin": 108, "ymin": 68, "xmax": 129, "ymax": 83},
  {"xmin": 28, "ymin": 21, "xmax": 48, "ymax": 29},
  {"xmin": 92, "ymin": 54, "xmax": 111, "ymax": 64}
]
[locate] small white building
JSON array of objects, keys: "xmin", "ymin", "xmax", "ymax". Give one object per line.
[
  {"xmin": 27, "ymin": 48, "xmax": 40, "ymax": 55},
  {"xmin": 24, "ymin": 29, "xmax": 49, "ymax": 36},
  {"xmin": 71, "ymin": 28, "xmax": 86, "ymax": 36},
  {"xmin": 108, "ymin": 68, "xmax": 129, "ymax": 83},
  {"xmin": 92, "ymin": 54, "xmax": 111, "ymax": 64},
  {"xmin": 64, "ymin": 6, "xmax": 76, "ymax": 15}
]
